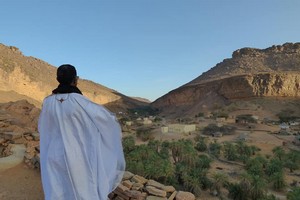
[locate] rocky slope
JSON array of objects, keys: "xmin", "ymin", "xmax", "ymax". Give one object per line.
[
  {"xmin": 152, "ymin": 43, "xmax": 300, "ymax": 117},
  {"xmin": 0, "ymin": 44, "xmax": 147, "ymax": 111}
]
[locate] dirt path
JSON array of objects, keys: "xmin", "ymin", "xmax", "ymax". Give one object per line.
[
  {"xmin": 0, "ymin": 144, "xmax": 26, "ymax": 171},
  {"xmin": 0, "ymin": 164, "xmax": 43, "ymax": 200}
]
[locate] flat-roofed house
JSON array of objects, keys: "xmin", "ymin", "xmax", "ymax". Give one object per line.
[{"xmin": 168, "ymin": 124, "xmax": 196, "ymax": 133}]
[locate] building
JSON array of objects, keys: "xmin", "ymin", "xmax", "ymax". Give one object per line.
[
  {"xmin": 125, "ymin": 121, "xmax": 132, "ymax": 126},
  {"xmin": 211, "ymin": 132, "xmax": 223, "ymax": 137},
  {"xmin": 167, "ymin": 124, "xmax": 196, "ymax": 134},
  {"xmin": 216, "ymin": 117, "xmax": 226, "ymax": 123},
  {"xmin": 143, "ymin": 118, "xmax": 152, "ymax": 125},
  {"xmin": 279, "ymin": 123, "xmax": 290, "ymax": 130},
  {"xmin": 161, "ymin": 126, "xmax": 168, "ymax": 133},
  {"xmin": 293, "ymin": 136, "xmax": 300, "ymax": 146}
]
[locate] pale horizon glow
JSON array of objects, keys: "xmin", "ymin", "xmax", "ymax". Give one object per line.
[{"xmin": 1, "ymin": 0, "xmax": 300, "ymax": 101}]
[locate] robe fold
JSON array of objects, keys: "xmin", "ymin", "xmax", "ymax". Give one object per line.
[{"xmin": 38, "ymin": 93, "xmax": 125, "ymax": 200}]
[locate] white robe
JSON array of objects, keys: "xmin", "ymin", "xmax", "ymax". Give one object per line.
[{"xmin": 38, "ymin": 93, "xmax": 125, "ymax": 200}]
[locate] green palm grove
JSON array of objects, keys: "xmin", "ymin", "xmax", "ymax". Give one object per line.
[{"xmin": 122, "ymin": 135, "xmax": 300, "ymax": 200}]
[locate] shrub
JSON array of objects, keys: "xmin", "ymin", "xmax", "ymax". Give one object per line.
[
  {"xmin": 209, "ymin": 141, "xmax": 222, "ymax": 158},
  {"xmin": 287, "ymin": 187, "xmax": 300, "ymax": 200},
  {"xmin": 276, "ymin": 109, "xmax": 299, "ymax": 123},
  {"xmin": 195, "ymin": 137, "xmax": 207, "ymax": 152},
  {"xmin": 136, "ymin": 127, "xmax": 155, "ymax": 141},
  {"xmin": 202, "ymin": 124, "xmax": 236, "ymax": 136},
  {"xmin": 236, "ymin": 114, "xmax": 257, "ymax": 123},
  {"xmin": 122, "ymin": 136, "xmax": 136, "ymax": 153}
]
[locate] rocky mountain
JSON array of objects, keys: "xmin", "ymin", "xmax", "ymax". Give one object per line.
[
  {"xmin": 0, "ymin": 43, "xmax": 147, "ymax": 111},
  {"xmin": 152, "ymin": 43, "xmax": 300, "ymax": 118}
]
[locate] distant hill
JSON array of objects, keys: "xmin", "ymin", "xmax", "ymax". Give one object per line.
[
  {"xmin": 131, "ymin": 97, "xmax": 152, "ymax": 103},
  {"xmin": 0, "ymin": 44, "xmax": 148, "ymax": 111},
  {"xmin": 152, "ymin": 43, "xmax": 300, "ymax": 118}
]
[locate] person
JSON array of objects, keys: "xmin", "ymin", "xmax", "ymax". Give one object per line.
[{"xmin": 38, "ymin": 64, "xmax": 125, "ymax": 200}]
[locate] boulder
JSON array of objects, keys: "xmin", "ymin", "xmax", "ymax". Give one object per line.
[
  {"xmin": 131, "ymin": 175, "xmax": 148, "ymax": 185},
  {"xmin": 146, "ymin": 196, "xmax": 167, "ymax": 200},
  {"xmin": 162, "ymin": 186, "xmax": 176, "ymax": 193},
  {"xmin": 175, "ymin": 191, "xmax": 195, "ymax": 200},
  {"xmin": 132, "ymin": 182, "xmax": 144, "ymax": 190},
  {"xmin": 147, "ymin": 180, "xmax": 165, "ymax": 190},
  {"xmin": 2, "ymin": 132, "xmax": 22, "ymax": 140},
  {"xmin": 31, "ymin": 132, "xmax": 40, "ymax": 141},
  {"xmin": 146, "ymin": 186, "xmax": 167, "ymax": 197},
  {"xmin": 123, "ymin": 171, "xmax": 135, "ymax": 180},
  {"xmin": 168, "ymin": 191, "xmax": 177, "ymax": 200},
  {"xmin": 122, "ymin": 180, "xmax": 133, "ymax": 189}
]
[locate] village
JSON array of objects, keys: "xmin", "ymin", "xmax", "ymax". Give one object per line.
[
  {"xmin": 118, "ymin": 110, "xmax": 300, "ymax": 147},
  {"xmin": 1, "ymin": 102, "xmax": 300, "ymax": 200}
]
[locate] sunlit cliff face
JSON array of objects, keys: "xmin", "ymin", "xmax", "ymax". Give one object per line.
[
  {"xmin": 0, "ymin": 44, "xmax": 139, "ymax": 110},
  {"xmin": 152, "ymin": 43, "xmax": 300, "ymax": 117}
]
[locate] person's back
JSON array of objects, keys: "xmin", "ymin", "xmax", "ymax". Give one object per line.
[{"xmin": 38, "ymin": 65, "xmax": 125, "ymax": 200}]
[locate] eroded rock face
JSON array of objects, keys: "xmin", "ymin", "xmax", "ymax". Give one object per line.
[
  {"xmin": 152, "ymin": 43, "xmax": 300, "ymax": 116},
  {"xmin": 189, "ymin": 42, "xmax": 300, "ymax": 85},
  {"xmin": 0, "ymin": 100, "xmax": 39, "ymax": 133},
  {"xmin": 0, "ymin": 43, "xmax": 147, "ymax": 111},
  {"xmin": 153, "ymin": 72, "xmax": 300, "ymax": 109}
]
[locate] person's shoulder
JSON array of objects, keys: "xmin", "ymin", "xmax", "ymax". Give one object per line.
[
  {"xmin": 42, "ymin": 94, "xmax": 55, "ymax": 103},
  {"xmin": 69, "ymin": 93, "xmax": 92, "ymax": 103},
  {"xmin": 70, "ymin": 94, "xmax": 116, "ymax": 116}
]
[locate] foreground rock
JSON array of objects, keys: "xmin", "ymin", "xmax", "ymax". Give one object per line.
[
  {"xmin": 109, "ymin": 171, "xmax": 195, "ymax": 200},
  {"xmin": 0, "ymin": 144, "xmax": 26, "ymax": 171}
]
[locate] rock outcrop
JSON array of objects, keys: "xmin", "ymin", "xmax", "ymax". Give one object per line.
[
  {"xmin": 110, "ymin": 172, "xmax": 195, "ymax": 200},
  {"xmin": 152, "ymin": 43, "xmax": 300, "ymax": 117},
  {"xmin": 188, "ymin": 42, "xmax": 300, "ymax": 85}
]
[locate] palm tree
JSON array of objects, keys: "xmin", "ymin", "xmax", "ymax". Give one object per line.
[
  {"xmin": 195, "ymin": 137, "xmax": 207, "ymax": 152},
  {"xmin": 209, "ymin": 141, "xmax": 222, "ymax": 158},
  {"xmin": 284, "ymin": 150, "xmax": 300, "ymax": 172},
  {"xmin": 223, "ymin": 142, "xmax": 238, "ymax": 161},
  {"xmin": 287, "ymin": 187, "xmax": 300, "ymax": 200},
  {"xmin": 182, "ymin": 172, "xmax": 202, "ymax": 197},
  {"xmin": 272, "ymin": 146, "xmax": 285, "ymax": 161},
  {"xmin": 122, "ymin": 136, "xmax": 136, "ymax": 153},
  {"xmin": 270, "ymin": 171, "xmax": 286, "ymax": 191},
  {"xmin": 210, "ymin": 172, "xmax": 228, "ymax": 196},
  {"xmin": 147, "ymin": 139, "xmax": 160, "ymax": 153},
  {"xmin": 246, "ymin": 157, "xmax": 264, "ymax": 176},
  {"xmin": 249, "ymin": 175, "xmax": 266, "ymax": 200},
  {"xmin": 265, "ymin": 158, "xmax": 283, "ymax": 176},
  {"xmin": 227, "ymin": 173, "xmax": 252, "ymax": 200},
  {"xmin": 227, "ymin": 183, "xmax": 245, "ymax": 200}
]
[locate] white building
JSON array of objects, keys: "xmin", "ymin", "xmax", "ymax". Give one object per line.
[
  {"xmin": 279, "ymin": 123, "xmax": 290, "ymax": 130},
  {"xmin": 143, "ymin": 118, "xmax": 152, "ymax": 125},
  {"xmin": 167, "ymin": 124, "xmax": 196, "ymax": 133},
  {"xmin": 125, "ymin": 121, "xmax": 132, "ymax": 126},
  {"xmin": 161, "ymin": 126, "xmax": 168, "ymax": 133}
]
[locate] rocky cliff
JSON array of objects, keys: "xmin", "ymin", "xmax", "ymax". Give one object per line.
[
  {"xmin": 0, "ymin": 44, "xmax": 147, "ymax": 111},
  {"xmin": 152, "ymin": 43, "xmax": 300, "ymax": 117}
]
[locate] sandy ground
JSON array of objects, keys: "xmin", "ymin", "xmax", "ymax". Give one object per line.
[{"xmin": 0, "ymin": 164, "xmax": 44, "ymax": 200}]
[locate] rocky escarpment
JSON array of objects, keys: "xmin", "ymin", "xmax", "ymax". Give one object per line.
[
  {"xmin": 0, "ymin": 44, "xmax": 147, "ymax": 111},
  {"xmin": 152, "ymin": 43, "xmax": 300, "ymax": 117},
  {"xmin": 188, "ymin": 42, "xmax": 300, "ymax": 85}
]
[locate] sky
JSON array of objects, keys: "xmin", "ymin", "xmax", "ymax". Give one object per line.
[{"xmin": 1, "ymin": 0, "xmax": 300, "ymax": 101}]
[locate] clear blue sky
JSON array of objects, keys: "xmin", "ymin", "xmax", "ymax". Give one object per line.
[{"xmin": 1, "ymin": 0, "xmax": 300, "ymax": 101}]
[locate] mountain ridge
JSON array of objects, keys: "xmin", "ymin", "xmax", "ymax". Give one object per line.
[
  {"xmin": 151, "ymin": 42, "xmax": 300, "ymax": 118},
  {"xmin": 186, "ymin": 42, "xmax": 300, "ymax": 86},
  {"xmin": 0, "ymin": 43, "xmax": 147, "ymax": 111}
]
